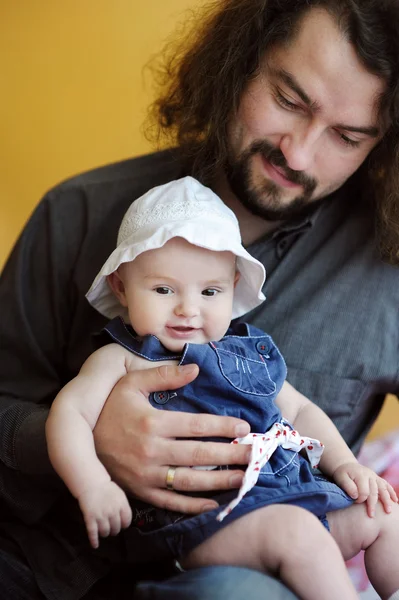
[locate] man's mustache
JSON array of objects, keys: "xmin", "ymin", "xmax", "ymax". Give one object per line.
[{"xmin": 248, "ymin": 141, "xmax": 317, "ymax": 191}]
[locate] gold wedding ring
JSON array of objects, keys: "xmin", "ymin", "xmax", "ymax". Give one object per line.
[{"xmin": 166, "ymin": 466, "xmax": 177, "ymax": 491}]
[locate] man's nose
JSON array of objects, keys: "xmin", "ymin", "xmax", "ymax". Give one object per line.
[{"xmin": 279, "ymin": 122, "xmax": 323, "ymax": 172}]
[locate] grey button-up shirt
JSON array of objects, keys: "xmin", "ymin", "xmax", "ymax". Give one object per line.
[{"xmin": 0, "ymin": 149, "xmax": 398, "ymax": 598}]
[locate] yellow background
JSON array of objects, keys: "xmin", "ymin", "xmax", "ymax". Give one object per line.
[
  {"xmin": 0, "ymin": 0, "xmax": 197, "ymax": 267},
  {"xmin": 0, "ymin": 2, "xmax": 397, "ymax": 438}
]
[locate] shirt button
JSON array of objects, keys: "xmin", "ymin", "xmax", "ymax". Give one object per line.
[
  {"xmin": 256, "ymin": 341, "xmax": 270, "ymax": 356},
  {"xmin": 276, "ymin": 238, "xmax": 289, "ymax": 258},
  {"xmin": 152, "ymin": 391, "xmax": 170, "ymax": 405}
]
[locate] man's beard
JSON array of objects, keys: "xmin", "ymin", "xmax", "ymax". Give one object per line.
[{"xmin": 225, "ymin": 140, "xmax": 320, "ymax": 221}]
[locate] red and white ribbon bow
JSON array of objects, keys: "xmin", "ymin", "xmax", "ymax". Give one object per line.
[{"xmin": 216, "ymin": 422, "xmax": 324, "ymax": 522}]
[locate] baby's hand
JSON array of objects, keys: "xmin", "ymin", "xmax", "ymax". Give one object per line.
[
  {"xmin": 333, "ymin": 462, "xmax": 398, "ymax": 518},
  {"xmin": 78, "ymin": 481, "xmax": 132, "ymax": 549}
]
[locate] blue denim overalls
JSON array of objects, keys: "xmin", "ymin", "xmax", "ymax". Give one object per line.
[{"xmin": 101, "ymin": 317, "xmax": 352, "ymax": 562}]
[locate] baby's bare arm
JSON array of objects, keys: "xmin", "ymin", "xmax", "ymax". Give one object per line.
[
  {"xmin": 276, "ymin": 382, "xmax": 397, "ymax": 515},
  {"xmin": 46, "ymin": 344, "xmax": 130, "ymax": 499},
  {"xmin": 275, "ymin": 381, "xmax": 356, "ymax": 476}
]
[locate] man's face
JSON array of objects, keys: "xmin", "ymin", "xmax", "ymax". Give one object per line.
[{"xmin": 226, "ymin": 8, "xmax": 386, "ymax": 220}]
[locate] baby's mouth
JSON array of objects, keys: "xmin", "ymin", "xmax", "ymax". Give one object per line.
[{"xmin": 166, "ymin": 325, "xmax": 200, "ymax": 337}]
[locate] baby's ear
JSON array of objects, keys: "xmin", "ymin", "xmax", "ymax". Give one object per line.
[
  {"xmin": 107, "ymin": 271, "xmax": 128, "ymax": 306},
  {"xmin": 234, "ymin": 270, "xmax": 241, "ymax": 288}
]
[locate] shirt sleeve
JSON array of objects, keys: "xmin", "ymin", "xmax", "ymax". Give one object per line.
[
  {"xmin": 0, "ymin": 187, "xmax": 86, "ymax": 521},
  {"xmin": 0, "ymin": 151, "xmax": 182, "ymax": 523}
]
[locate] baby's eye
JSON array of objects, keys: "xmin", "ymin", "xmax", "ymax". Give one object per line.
[
  {"xmin": 202, "ymin": 288, "xmax": 218, "ymax": 297},
  {"xmin": 155, "ymin": 287, "xmax": 172, "ymax": 295}
]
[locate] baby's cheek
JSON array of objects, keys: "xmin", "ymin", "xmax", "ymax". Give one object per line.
[{"xmin": 207, "ymin": 318, "xmax": 230, "ymax": 342}]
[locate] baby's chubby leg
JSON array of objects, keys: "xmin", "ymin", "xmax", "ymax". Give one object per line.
[
  {"xmin": 182, "ymin": 504, "xmax": 358, "ymax": 600},
  {"xmin": 328, "ymin": 501, "xmax": 399, "ymax": 600}
]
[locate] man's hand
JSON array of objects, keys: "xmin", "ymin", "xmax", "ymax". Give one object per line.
[
  {"xmin": 93, "ymin": 364, "xmax": 251, "ymax": 514},
  {"xmin": 333, "ymin": 462, "xmax": 398, "ymax": 517}
]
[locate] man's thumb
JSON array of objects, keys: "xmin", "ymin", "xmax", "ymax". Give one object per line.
[{"xmin": 140, "ymin": 363, "xmax": 199, "ymax": 393}]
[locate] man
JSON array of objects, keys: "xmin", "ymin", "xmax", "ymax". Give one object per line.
[{"xmin": 0, "ymin": 0, "xmax": 398, "ymax": 598}]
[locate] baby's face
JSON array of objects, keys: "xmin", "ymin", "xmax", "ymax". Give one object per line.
[{"xmin": 117, "ymin": 238, "xmax": 237, "ymax": 352}]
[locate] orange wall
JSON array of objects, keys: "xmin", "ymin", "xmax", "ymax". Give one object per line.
[{"xmin": 0, "ymin": 0, "xmax": 198, "ymax": 268}]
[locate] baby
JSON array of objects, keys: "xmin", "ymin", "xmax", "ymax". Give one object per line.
[{"xmin": 46, "ymin": 177, "xmax": 399, "ymax": 600}]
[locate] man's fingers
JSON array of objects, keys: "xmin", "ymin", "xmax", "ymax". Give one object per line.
[
  {"xmin": 118, "ymin": 366, "xmax": 251, "ymax": 440},
  {"xmin": 153, "ymin": 410, "xmax": 250, "ymax": 439},
  {"xmin": 160, "ymin": 466, "xmax": 245, "ymax": 492},
  {"xmin": 156, "ymin": 438, "xmax": 251, "ymax": 467},
  {"xmin": 145, "ymin": 488, "xmax": 219, "ymax": 515}
]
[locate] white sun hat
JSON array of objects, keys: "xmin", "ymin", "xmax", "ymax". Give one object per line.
[{"xmin": 86, "ymin": 176, "xmax": 266, "ymax": 320}]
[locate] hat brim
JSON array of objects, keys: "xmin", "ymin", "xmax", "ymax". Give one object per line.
[{"xmin": 86, "ymin": 220, "xmax": 265, "ymax": 321}]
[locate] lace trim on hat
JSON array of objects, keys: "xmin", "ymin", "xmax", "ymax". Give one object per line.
[{"xmin": 118, "ymin": 199, "xmax": 236, "ymax": 244}]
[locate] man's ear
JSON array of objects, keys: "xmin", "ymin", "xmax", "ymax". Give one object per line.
[
  {"xmin": 107, "ymin": 271, "xmax": 128, "ymax": 307},
  {"xmin": 234, "ymin": 270, "xmax": 241, "ymax": 288}
]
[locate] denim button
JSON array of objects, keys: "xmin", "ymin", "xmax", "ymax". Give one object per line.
[
  {"xmin": 256, "ymin": 341, "xmax": 270, "ymax": 356},
  {"xmin": 153, "ymin": 391, "xmax": 170, "ymax": 405}
]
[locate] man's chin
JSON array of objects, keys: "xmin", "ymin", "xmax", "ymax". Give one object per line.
[{"xmin": 236, "ymin": 184, "xmax": 318, "ymax": 221}]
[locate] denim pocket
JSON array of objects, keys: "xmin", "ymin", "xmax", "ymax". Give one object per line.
[
  {"xmin": 213, "ymin": 346, "xmax": 277, "ymax": 396},
  {"xmin": 258, "ymin": 447, "xmax": 301, "ymax": 487}
]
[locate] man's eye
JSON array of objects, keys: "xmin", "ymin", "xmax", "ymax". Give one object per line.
[
  {"xmin": 276, "ymin": 92, "xmax": 298, "ymax": 111},
  {"xmin": 338, "ymin": 132, "xmax": 361, "ymax": 149},
  {"xmin": 155, "ymin": 287, "xmax": 172, "ymax": 295},
  {"xmin": 202, "ymin": 288, "xmax": 218, "ymax": 297}
]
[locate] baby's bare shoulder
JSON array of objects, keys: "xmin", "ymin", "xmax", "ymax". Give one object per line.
[{"xmin": 125, "ymin": 352, "xmax": 178, "ymax": 372}]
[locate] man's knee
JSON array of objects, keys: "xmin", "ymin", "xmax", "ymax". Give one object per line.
[{"xmin": 133, "ymin": 566, "xmax": 299, "ymax": 600}]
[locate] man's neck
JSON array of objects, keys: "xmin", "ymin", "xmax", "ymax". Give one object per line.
[{"xmin": 213, "ymin": 175, "xmax": 281, "ymax": 246}]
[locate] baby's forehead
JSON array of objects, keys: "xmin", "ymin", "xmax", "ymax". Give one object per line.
[{"xmin": 130, "ymin": 237, "xmax": 237, "ymax": 273}]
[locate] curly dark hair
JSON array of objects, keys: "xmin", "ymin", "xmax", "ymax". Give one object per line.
[{"xmin": 148, "ymin": 0, "xmax": 399, "ymax": 264}]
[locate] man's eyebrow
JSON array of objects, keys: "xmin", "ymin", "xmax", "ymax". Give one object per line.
[
  {"xmin": 333, "ymin": 123, "xmax": 380, "ymax": 137},
  {"xmin": 272, "ymin": 67, "xmax": 381, "ymax": 138}
]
